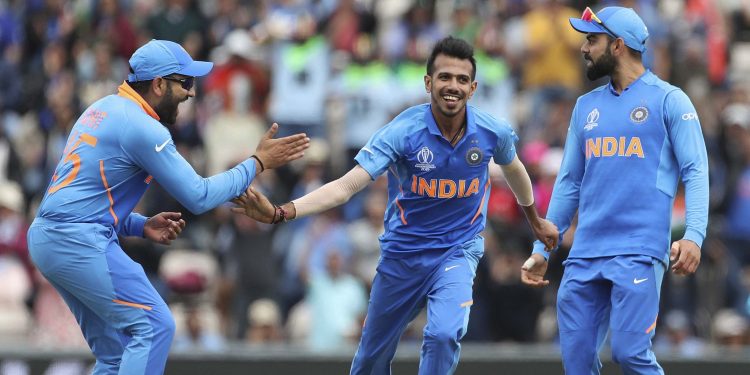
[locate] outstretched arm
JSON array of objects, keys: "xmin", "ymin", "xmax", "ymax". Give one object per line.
[
  {"xmin": 123, "ymin": 122, "xmax": 308, "ymax": 215},
  {"xmin": 233, "ymin": 165, "xmax": 372, "ymax": 223},
  {"xmin": 501, "ymin": 155, "xmax": 559, "ymax": 250}
]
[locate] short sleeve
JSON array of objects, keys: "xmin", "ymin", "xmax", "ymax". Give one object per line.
[
  {"xmin": 354, "ymin": 121, "xmax": 405, "ymax": 179},
  {"xmin": 492, "ymin": 120, "xmax": 519, "ymax": 165}
]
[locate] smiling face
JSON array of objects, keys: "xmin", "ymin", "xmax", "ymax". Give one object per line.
[
  {"xmin": 424, "ymin": 53, "xmax": 477, "ymax": 119},
  {"xmin": 581, "ymin": 33, "xmax": 618, "ymax": 81}
]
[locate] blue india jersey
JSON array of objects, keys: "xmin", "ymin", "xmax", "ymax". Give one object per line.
[
  {"xmin": 533, "ymin": 70, "xmax": 709, "ymax": 263},
  {"xmin": 354, "ymin": 104, "xmax": 518, "ymax": 256},
  {"xmin": 36, "ymin": 82, "xmax": 257, "ymax": 237}
]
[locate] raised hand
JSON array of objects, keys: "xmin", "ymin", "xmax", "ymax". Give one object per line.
[
  {"xmin": 254, "ymin": 123, "xmax": 310, "ymax": 170},
  {"xmin": 231, "ymin": 186, "xmax": 276, "ymax": 224},
  {"xmin": 144, "ymin": 212, "xmax": 186, "ymax": 245},
  {"xmin": 521, "ymin": 253, "xmax": 549, "ymax": 287}
]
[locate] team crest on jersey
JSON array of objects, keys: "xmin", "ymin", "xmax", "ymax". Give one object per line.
[
  {"xmin": 630, "ymin": 107, "xmax": 649, "ymax": 123},
  {"xmin": 584, "ymin": 108, "xmax": 599, "ymax": 131},
  {"xmin": 415, "ymin": 146, "xmax": 436, "ymax": 172},
  {"xmin": 465, "ymin": 147, "xmax": 483, "ymax": 166}
]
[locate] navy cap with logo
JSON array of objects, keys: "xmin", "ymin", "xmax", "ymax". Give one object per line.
[
  {"xmin": 569, "ymin": 7, "xmax": 649, "ymax": 53},
  {"xmin": 127, "ymin": 39, "xmax": 213, "ymax": 82}
]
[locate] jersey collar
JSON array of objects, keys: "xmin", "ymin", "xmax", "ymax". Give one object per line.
[
  {"xmin": 607, "ymin": 69, "xmax": 652, "ymax": 96},
  {"xmin": 424, "ymin": 104, "xmax": 477, "ymax": 141},
  {"xmin": 117, "ymin": 81, "xmax": 160, "ymax": 121}
]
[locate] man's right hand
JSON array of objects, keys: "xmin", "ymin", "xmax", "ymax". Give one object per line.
[
  {"xmin": 254, "ymin": 123, "xmax": 310, "ymax": 170},
  {"xmin": 521, "ymin": 253, "xmax": 549, "ymax": 288},
  {"xmin": 231, "ymin": 186, "xmax": 276, "ymax": 224}
]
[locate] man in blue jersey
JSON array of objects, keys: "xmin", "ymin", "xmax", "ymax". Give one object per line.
[
  {"xmin": 233, "ymin": 36, "xmax": 559, "ymax": 375},
  {"xmin": 26, "ymin": 39, "xmax": 309, "ymax": 375},
  {"xmin": 521, "ymin": 7, "xmax": 709, "ymax": 375}
]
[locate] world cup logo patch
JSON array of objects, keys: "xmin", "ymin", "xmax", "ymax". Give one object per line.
[
  {"xmin": 630, "ymin": 107, "xmax": 648, "ymax": 123},
  {"xmin": 415, "ymin": 146, "xmax": 436, "ymax": 172},
  {"xmin": 465, "ymin": 147, "xmax": 483, "ymax": 166}
]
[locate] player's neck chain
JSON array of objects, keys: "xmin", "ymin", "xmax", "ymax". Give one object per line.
[{"xmin": 448, "ymin": 121, "xmax": 466, "ymax": 146}]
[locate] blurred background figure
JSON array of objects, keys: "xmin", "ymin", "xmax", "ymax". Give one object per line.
[
  {"xmin": 653, "ymin": 309, "xmax": 706, "ymax": 358},
  {"xmin": 712, "ymin": 308, "xmax": 750, "ymax": 350},
  {"xmin": 246, "ymin": 298, "xmax": 284, "ymax": 344},
  {"xmin": 172, "ymin": 303, "xmax": 226, "ymax": 352},
  {"xmin": 304, "ymin": 248, "xmax": 367, "ymax": 351}
]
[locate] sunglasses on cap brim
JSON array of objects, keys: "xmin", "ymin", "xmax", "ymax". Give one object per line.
[{"xmin": 581, "ymin": 7, "xmax": 622, "ymax": 40}]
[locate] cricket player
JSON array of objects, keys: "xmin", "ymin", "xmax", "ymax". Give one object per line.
[
  {"xmin": 521, "ymin": 7, "xmax": 709, "ymax": 374},
  {"xmin": 27, "ymin": 39, "xmax": 309, "ymax": 374},
  {"xmin": 234, "ymin": 36, "xmax": 559, "ymax": 375}
]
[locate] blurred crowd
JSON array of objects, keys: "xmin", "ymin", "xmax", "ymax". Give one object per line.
[{"xmin": 1, "ymin": 0, "xmax": 750, "ymax": 357}]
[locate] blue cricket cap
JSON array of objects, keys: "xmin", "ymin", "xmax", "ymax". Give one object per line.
[
  {"xmin": 127, "ymin": 39, "xmax": 213, "ymax": 82},
  {"xmin": 569, "ymin": 7, "xmax": 649, "ymax": 53}
]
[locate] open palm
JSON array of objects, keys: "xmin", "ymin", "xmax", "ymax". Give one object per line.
[{"xmin": 232, "ymin": 186, "xmax": 276, "ymax": 224}]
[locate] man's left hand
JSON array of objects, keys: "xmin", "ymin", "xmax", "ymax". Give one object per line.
[
  {"xmin": 670, "ymin": 239, "xmax": 701, "ymax": 276},
  {"xmin": 532, "ymin": 218, "xmax": 559, "ymax": 251},
  {"xmin": 144, "ymin": 212, "xmax": 186, "ymax": 245}
]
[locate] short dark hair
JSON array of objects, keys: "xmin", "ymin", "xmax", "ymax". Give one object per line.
[
  {"xmin": 127, "ymin": 79, "xmax": 153, "ymax": 96},
  {"xmin": 426, "ymin": 36, "xmax": 476, "ymax": 80},
  {"xmin": 605, "ymin": 35, "xmax": 642, "ymax": 59},
  {"xmin": 126, "ymin": 65, "xmax": 153, "ymax": 96}
]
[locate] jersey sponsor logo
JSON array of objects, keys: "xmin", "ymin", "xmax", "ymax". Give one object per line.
[
  {"xmin": 585, "ymin": 137, "xmax": 645, "ymax": 159},
  {"xmin": 681, "ymin": 112, "xmax": 698, "ymax": 121},
  {"xmin": 445, "ymin": 265, "xmax": 460, "ymax": 271},
  {"xmin": 415, "ymin": 146, "xmax": 436, "ymax": 172},
  {"xmin": 630, "ymin": 106, "xmax": 649, "ymax": 123},
  {"xmin": 155, "ymin": 139, "xmax": 170, "ymax": 152},
  {"xmin": 79, "ymin": 109, "xmax": 107, "ymax": 130},
  {"xmin": 465, "ymin": 147, "xmax": 483, "ymax": 166},
  {"xmin": 633, "ymin": 277, "xmax": 648, "ymax": 284},
  {"xmin": 410, "ymin": 175, "xmax": 480, "ymax": 198},
  {"xmin": 584, "ymin": 108, "xmax": 600, "ymax": 131}
]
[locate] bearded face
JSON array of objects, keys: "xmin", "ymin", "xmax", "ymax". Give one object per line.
[
  {"xmin": 154, "ymin": 83, "xmax": 182, "ymax": 125},
  {"xmin": 584, "ymin": 39, "xmax": 617, "ymax": 81}
]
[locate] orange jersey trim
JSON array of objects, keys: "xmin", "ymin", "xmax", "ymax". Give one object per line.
[
  {"xmin": 470, "ymin": 180, "xmax": 491, "ymax": 225},
  {"xmin": 113, "ymin": 299, "xmax": 153, "ymax": 311},
  {"xmin": 645, "ymin": 315, "xmax": 658, "ymax": 334},
  {"xmin": 117, "ymin": 81, "xmax": 160, "ymax": 121},
  {"xmin": 99, "ymin": 160, "xmax": 119, "ymax": 226},
  {"xmin": 389, "ymin": 166, "xmax": 408, "ymax": 225},
  {"xmin": 460, "ymin": 300, "xmax": 474, "ymax": 308}
]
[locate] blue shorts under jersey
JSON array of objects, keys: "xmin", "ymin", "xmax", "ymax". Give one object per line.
[{"xmin": 354, "ymin": 103, "xmax": 519, "ymax": 257}]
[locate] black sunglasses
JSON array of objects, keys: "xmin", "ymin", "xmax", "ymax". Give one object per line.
[{"xmin": 162, "ymin": 76, "xmax": 195, "ymax": 91}]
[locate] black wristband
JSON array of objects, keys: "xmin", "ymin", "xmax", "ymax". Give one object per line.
[{"xmin": 251, "ymin": 155, "xmax": 265, "ymax": 172}]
